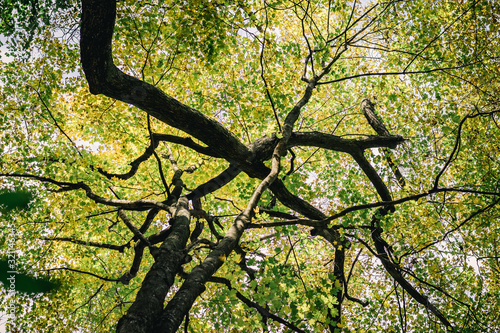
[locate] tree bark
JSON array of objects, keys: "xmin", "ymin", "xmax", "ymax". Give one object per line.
[
  {"xmin": 80, "ymin": 0, "xmax": 250, "ymax": 164},
  {"xmin": 116, "ymin": 197, "xmax": 191, "ymax": 333}
]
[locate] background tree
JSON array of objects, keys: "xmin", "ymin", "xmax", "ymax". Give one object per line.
[{"xmin": 0, "ymin": 0, "xmax": 499, "ymax": 332}]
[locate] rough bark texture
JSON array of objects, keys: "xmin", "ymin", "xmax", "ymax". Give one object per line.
[
  {"xmin": 116, "ymin": 197, "xmax": 191, "ymax": 333},
  {"xmin": 154, "ymin": 213, "xmax": 250, "ymax": 332},
  {"xmin": 361, "ymin": 98, "xmax": 391, "ymax": 136},
  {"xmin": 81, "ymin": 0, "xmax": 250, "ymax": 164},
  {"xmin": 361, "ymin": 98, "xmax": 406, "ymax": 187},
  {"xmin": 331, "ymin": 247, "xmax": 345, "ymax": 331}
]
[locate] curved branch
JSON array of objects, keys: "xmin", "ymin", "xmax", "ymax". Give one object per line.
[
  {"xmin": 148, "ymin": 118, "xmax": 170, "ymax": 195},
  {"xmin": 434, "ymin": 110, "xmax": 500, "ymax": 189},
  {"xmin": 117, "ymin": 197, "xmax": 191, "ymax": 333},
  {"xmin": 324, "ymin": 187, "xmax": 499, "ymax": 223},
  {"xmin": 42, "ymin": 237, "xmax": 127, "ymax": 252},
  {"xmin": 80, "ymin": 0, "xmax": 250, "ymax": 163},
  {"xmin": 371, "ymin": 226, "xmax": 452, "ymax": 328},
  {"xmin": 434, "ymin": 113, "xmax": 472, "ymax": 190},
  {"xmin": 72, "ymin": 284, "xmax": 104, "ymax": 314},
  {"xmin": 317, "ymin": 62, "xmax": 481, "ymax": 85},
  {"xmin": 42, "ymin": 267, "xmax": 120, "ymax": 282},
  {"xmin": 97, "ymin": 138, "xmax": 159, "ymax": 180},
  {"xmin": 152, "ymin": 133, "xmax": 222, "ymax": 157},
  {"xmin": 209, "ymin": 276, "xmax": 306, "ymax": 333},
  {"xmin": 29, "ymin": 84, "xmax": 83, "ymax": 157},
  {"xmin": 134, "ymin": 208, "xmax": 159, "ymax": 240},
  {"xmin": 400, "ymin": 198, "xmax": 500, "ymax": 259},
  {"xmin": 0, "ymin": 173, "xmax": 170, "ymax": 211},
  {"xmin": 351, "ymin": 151, "xmax": 393, "ymax": 203},
  {"xmin": 344, "ymin": 249, "xmax": 369, "ymax": 307},
  {"xmin": 119, "ymin": 240, "xmax": 146, "ymax": 285}
]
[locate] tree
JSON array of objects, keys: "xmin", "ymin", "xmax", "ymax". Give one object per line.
[{"xmin": 0, "ymin": 0, "xmax": 499, "ymax": 331}]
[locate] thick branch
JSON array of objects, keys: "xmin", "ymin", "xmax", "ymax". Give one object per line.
[
  {"xmin": 155, "ymin": 156, "xmax": 281, "ymax": 331},
  {"xmin": 116, "ymin": 197, "xmax": 191, "ymax": 333},
  {"xmin": 186, "ymin": 164, "xmax": 241, "ymax": 200},
  {"xmin": 361, "ymin": 98, "xmax": 391, "ymax": 136},
  {"xmin": 288, "ymin": 131, "xmax": 404, "ymax": 152},
  {"xmin": 361, "ymin": 98, "xmax": 406, "ymax": 187},
  {"xmin": 371, "ymin": 226, "xmax": 453, "ymax": 328},
  {"xmin": 269, "ymin": 178, "xmax": 327, "ymax": 220},
  {"xmin": 351, "ymin": 151, "xmax": 393, "ymax": 203},
  {"xmin": 156, "ymin": 103, "xmax": 292, "ymax": 331},
  {"xmin": 119, "ymin": 240, "xmax": 146, "ymax": 285},
  {"xmin": 329, "ymin": 247, "xmax": 345, "ymax": 330},
  {"xmin": 80, "ymin": 0, "xmax": 250, "ymax": 163},
  {"xmin": 154, "ymin": 210, "xmax": 250, "ymax": 331},
  {"xmin": 133, "ymin": 208, "xmax": 159, "ymax": 241},
  {"xmin": 152, "ymin": 133, "xmax": 222, "ymax": 158}
]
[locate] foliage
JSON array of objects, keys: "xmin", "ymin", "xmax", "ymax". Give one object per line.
[
  {"xmin": 0, "ymin": 0, "xmax": 74, "ymax": 53},
  {"xmin": 0, "ymin": 189, "xmax": 59, "ymax": 294},
  {"xmin": 0, "ymin": 0, "xmax": 499, "ymax": 332}
]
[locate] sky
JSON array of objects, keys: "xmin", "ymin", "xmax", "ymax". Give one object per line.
[{"xmin": 0, "ymin": 35, "xmax": 13, "ymax": 63}]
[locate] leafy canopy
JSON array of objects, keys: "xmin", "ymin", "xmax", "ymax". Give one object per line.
[{"xmin": 0, "ymin": 0, "xmax": 499, "ymax": 332}]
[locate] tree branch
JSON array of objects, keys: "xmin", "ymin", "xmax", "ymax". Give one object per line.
[
  {"xmin": 117, "ymin": 210, "xmax": 152, "ymax": 247},
  {"xmin": 152, "ymin": 133, "xmax": 222, "ymax": 158},
  {"xmin": 361, "ymin": 98, "xmax": 406, "ymax": 187},
  {"xmin": 41, "ymin": 237, "xmax": 127, "ymax": 252},
  {"xmin": 317, "ymin": 61, "xmax": 481, "ymax": 85},
  {"xmin": 186, "ymin": 164, "xmax": 241, "ymax": 200},
  {"xmin": 370, "ymin": 225, "xmax": 453, "ymax": 328},
  {"xmin": 42, "ymin": 267, "xmax": 120, "ymax": 282},
  {"xmin": 288, "ymin": 131, "xmax": 405, "ymax": 152},
  {"xmin": 119, "ymin": 240, "xmax": 146, "ymax": 285},
  {"xmin": 116, "ymin": 197, "xmax": 191, "ymax": 333},
  {"xmin": 208, "ymin": 276, "xmax": 306, "ymax": 333},
  {"xmin": 96, "ymin": 138, "xmax": 159, "ymax": 180},
  {"xmin": 80, "ymin": 0, "xmax": 250, "ymax": 163},
  {"xmin": 0, "ymin": 173, "xmax": 171, "ymax": 210}
]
